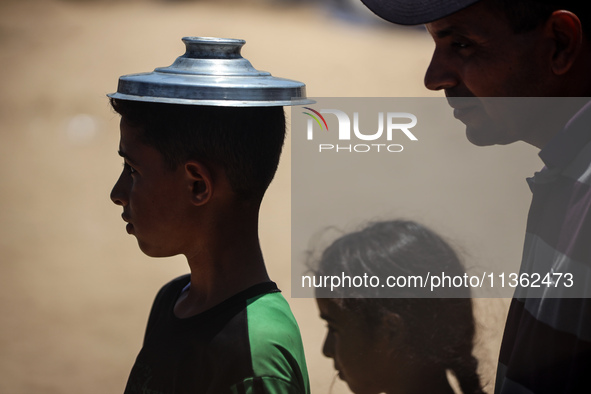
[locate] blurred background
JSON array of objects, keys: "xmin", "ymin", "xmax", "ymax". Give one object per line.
[{"xmin": 0, "ymin": 0, "xmax": 542, "ymax": 392}]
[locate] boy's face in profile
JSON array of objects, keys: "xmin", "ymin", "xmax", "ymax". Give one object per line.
[{"xmin": 111, "ymin": 118, "xmax": 194, "ymax": 257}]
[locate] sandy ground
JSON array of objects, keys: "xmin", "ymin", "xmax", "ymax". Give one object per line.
[{"xmin": 0, "ymin": 0, "xmax": 544, "ymax": 393}]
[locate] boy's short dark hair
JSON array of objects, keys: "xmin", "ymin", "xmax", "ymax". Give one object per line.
[{"xmin": 110, "ymin": 98, "xmax": 286, "ymax": 201}]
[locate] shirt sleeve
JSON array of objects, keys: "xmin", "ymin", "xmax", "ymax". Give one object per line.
[{"xmin": 230, "ymin": 376, "xmax": 305, "ymax": 394}]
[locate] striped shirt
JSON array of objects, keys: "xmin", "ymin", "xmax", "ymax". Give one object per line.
[{"xmin": 496, "ymin": 101, "xmax": 591, "ymax": 393}]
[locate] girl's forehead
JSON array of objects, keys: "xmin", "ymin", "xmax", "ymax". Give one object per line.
[
  {"xmin": 316, "ymin": 298, "xmax": 341, "ymax": 319},
  {"xmin": 317, "ymin": 298, "xmax": 363, "ymax": 325}
]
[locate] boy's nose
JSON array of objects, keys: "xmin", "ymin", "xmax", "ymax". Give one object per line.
[{"xmin": 110, "ymin": 173, "xmax": 129, "ymax": 207}]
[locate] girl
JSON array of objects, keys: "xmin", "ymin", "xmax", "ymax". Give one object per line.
[{"xmin": 314, "ymin": 220, "xmax": 485, "ymax": 394}]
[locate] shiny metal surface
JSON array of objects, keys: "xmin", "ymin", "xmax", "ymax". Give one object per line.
[{"xmin": 108, "ymin": 37, "xmax": 313, "ymax": 107}]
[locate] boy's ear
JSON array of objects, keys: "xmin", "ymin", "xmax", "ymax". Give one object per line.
[{"xmin": 184, "ymin": 161, "xmax": 213, "ymax": 206}]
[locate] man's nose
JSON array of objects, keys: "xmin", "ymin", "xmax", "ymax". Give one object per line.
[{"xmin": 424, "ymin": 48, "xmax": 459, "ymax": 91}]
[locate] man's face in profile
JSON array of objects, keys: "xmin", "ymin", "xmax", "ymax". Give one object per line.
[{"xmin": 424, "ymin": 0, "xmax": 550, "ymax": 146}]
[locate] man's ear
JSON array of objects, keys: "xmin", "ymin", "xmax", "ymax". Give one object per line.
[
  {"xmin": 546, "ymin": 10, "xmax": 583, "ymax": 75},
  {"xmin": 184, "ymin": 161, "xmax": 213, "ymax": 206}
]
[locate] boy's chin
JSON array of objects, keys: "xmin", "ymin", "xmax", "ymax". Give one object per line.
[{"xmin": 137, "ymin": 240, "xmax": 180, "ymax": 258}]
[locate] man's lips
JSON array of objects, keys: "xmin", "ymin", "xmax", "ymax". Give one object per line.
[
  {"xmin": 447, "ymin": 97, "xmax": 476, "ymax": 110},
  {"xmin": 446, "ymin": 97, "xmax": 481, "ymax": 123},
  {"xmin": 453, "ymin": 107, "xmax": 475, "ymax": 120}
]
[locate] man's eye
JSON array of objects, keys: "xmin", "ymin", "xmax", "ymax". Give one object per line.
[{"xmin": 452, "ymin": 41, "xmax": 470, "ymax": 49}]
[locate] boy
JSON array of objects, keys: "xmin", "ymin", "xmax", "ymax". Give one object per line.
[{"xmin": 108, "ymin": 37, "xmax": 311, "ymax": 394}]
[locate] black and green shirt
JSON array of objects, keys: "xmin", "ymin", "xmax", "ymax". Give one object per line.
[{"xmin": 124, "ymin": 275, "xmax": 310, "ymax": 394}]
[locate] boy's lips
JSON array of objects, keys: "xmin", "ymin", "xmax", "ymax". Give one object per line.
[{"xmin": 121, "ymin": 213, "xmax": 134, "ymax": 234}]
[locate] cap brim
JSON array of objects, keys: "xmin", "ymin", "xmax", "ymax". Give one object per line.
[{"xmin": 360, "ymin": 0, "xmax": 482, "ymax": 25}]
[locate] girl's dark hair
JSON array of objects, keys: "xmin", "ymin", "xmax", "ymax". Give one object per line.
[
  {"xmin": 314, "ymin": 220, "xmax": 484, "ymax": 394},
  {"xmin": 110, "ymin": 98, "xmax": 286, "ymax": 201}
]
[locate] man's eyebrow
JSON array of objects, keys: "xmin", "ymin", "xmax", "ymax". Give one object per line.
[
  {"xmin": 433, "ymin": 27, "xmax": 455, "ymax": 39},
  {"xmin": 429, "ymin": 23, "xmax": 471, "ymax": 39}
]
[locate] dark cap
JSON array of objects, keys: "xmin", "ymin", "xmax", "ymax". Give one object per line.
[
  {"xmin": 360, "ymin": 0, "xmax": 581, "ymax": 25},
  {"xmin": 360, "ymin": 0, "xmax": 481, "ymax": 25}
]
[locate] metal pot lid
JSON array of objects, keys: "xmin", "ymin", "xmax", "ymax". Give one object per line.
[{"xmin": 108, "ymin": 36, "xmax": 314, "ymax": 107}]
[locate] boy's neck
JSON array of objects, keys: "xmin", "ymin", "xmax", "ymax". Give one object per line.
[{"xmin": 174, "ymin": 207, "xmax": 270, "ymax": 319}]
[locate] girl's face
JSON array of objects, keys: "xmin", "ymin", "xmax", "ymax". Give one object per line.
[{"xmin": 317, "ymin": 298, "xmax": 394, "ymax": 394}]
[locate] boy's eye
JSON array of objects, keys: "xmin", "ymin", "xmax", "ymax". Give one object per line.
[{"xmin": 124, "ymin": 162, "xmax": 136, "ymax": 174}]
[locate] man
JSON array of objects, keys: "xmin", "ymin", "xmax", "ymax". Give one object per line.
[{"xmin": 358, "ymin": 0, "xmax": 591, "ymax": 393}]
